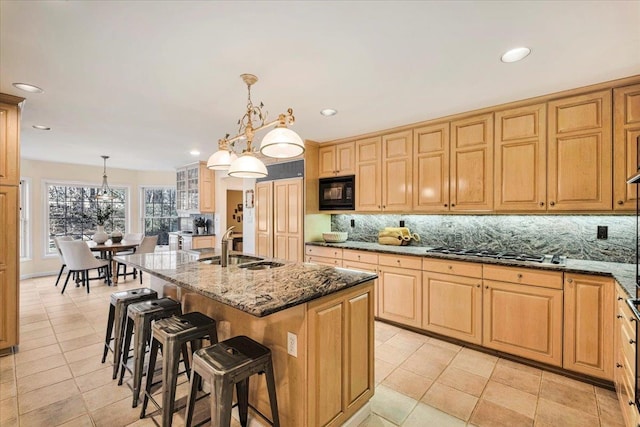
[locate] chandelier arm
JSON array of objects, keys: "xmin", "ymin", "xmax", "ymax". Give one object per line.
[{"xmin": 222, "ymin": 108, "xmax": 295, "ymax": 146}]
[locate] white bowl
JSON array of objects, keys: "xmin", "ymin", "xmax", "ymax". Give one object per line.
[{"xmin": 322, "ymin": 232, "xmax": 348, "ymax": 243}]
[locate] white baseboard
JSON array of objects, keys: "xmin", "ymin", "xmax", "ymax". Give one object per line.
[{"xmin": 20, "ymin": 271, "xmax": 57, "ymax": 280}]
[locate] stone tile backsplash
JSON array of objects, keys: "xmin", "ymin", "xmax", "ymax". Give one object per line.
[{"xmin": 331, "ymin": 214, "xmax": 638, "ymax": 264}]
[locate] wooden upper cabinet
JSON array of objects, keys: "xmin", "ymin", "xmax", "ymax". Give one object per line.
[
  {"xmin": 198, "ymin": 162, "xmax": 215, "ymax": 212},
  {"xmin": 318, "ymin": 141, "xmax": 356, "ymax": 178},
  {"xmin": 0, "ymin": 99, "xmax": 20, "ymax": 186},
  {"xmin": 450, "ymin": 113, "xmax": 494, "ymax": 211},
  {"xmin": 355, "ymin": 136, "xmax": 382, "ymax": 211},
  {"xmin": 255, "ymin": 181, "xmax": 273, "ymax": 258},
  {"xmin": 548, "ymin": 90, "xmax": 612, "ymax": 211},
  {"xmin": 613, "ymin": 83, "xmax": 640, "ymax": 211},
  {"xmin": 413, "ymin": 122, "xmax": 450, "ymax": 212},
  {"xmin": 494, "ymin": 104, "xmax": 547, "ymax": 211},
  {"xmin": 382, "ymin": 130, "xmax": 413, "ymax": 211}
]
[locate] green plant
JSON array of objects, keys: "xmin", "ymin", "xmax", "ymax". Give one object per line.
[
  {"xmin": 194, "ymin": 217, "xmax": 206, "ymax": 227},
  {"xmin": 96, "ymin": 204, "xmax": 114, "ymax": 226}
]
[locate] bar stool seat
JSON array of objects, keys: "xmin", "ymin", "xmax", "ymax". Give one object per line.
[
  {"xmin": 184, "ymin": 335, "xmax": 280, "ymax": 427},
  {"xmin": 101, "ymin": 288, "xmax": 158, "ymax": 379},
  {"xmin": 118, "ymin": 297, "xmax": 183, "ymax": 407},
  {"xmin": 140, "ymin": 312, "xmax": 218, "ymax": 427}
]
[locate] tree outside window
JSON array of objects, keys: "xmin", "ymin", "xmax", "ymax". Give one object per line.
[{"xmin": 142, "ymin": 187, "xmax": 178, "ymax": 245}]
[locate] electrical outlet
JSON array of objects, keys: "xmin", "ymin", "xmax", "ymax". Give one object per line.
[
  {"xmin": 399, "ymin": 220, "xmax": 405, "ymax": 227},
  {"xmin": 597, "ymin": 225, "xmax": 608, "ymax": 240},
  {"xmin": 350, "ymin": 219, "xmax": 355, "ymax": 228},
  {"xmin": 287, "ymin": 332, "xmax": 298, "ymax": 357}
]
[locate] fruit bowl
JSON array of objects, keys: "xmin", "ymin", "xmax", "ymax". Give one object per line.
[{"xmin": 322, "ymin": 232, "xmax": 348, "ymax": 243}]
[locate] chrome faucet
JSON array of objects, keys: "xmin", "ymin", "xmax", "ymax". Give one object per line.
[{"xmin": 221, "ymin": 226, "xmax": 235, "ymax": 267}]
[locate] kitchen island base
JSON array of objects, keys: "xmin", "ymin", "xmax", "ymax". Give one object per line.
[{"xmin": 150, "ymin": 276, "xmax": 375, "ymax": 427}]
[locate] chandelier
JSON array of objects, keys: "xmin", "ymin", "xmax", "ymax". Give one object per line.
[
  {"xmin": 207, "ymin": 74, "xmax": 304, "ymax": 178},
  {"xmin": 96, "ymin": 155, "xmax": 113, "ymax": 201}
]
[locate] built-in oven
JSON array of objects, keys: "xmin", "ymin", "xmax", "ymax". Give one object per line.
[{"xmin": 319, "ymin": 175, "xmax": 355, "ymax": 211}]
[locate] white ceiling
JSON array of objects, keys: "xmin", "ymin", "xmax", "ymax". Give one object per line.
[{"xmin": 2, "ymin": 1, "xmax": 639, "ymax": 172}]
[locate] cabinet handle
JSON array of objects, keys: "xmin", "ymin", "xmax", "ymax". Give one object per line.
[
  {"xmin": 539, "ymin": 202, "xmax": 545, "ymax": 207},
  {"xmin": 567, "ymin": 278, "xmax": 573, "ymax": 284},
  {"xmin": 549, "ymin": 201, "xmax": 555, "ymax": 206},
  {"xmin": 619, "ymin": 296, "xmax": 624, "ymax": 301},
  {"xmin": 632, "ymin": 317, "xmax": 638, "ymax": 323},
  {"xmin": 630, "ymin": 339, "xmax": 636, "ymax": 345},
  {"xmin": 630, "ymin": 400, "xmax": 635, "ymax": 406},
  {"xmin": 517, "ymin": 273, "xmax": 523, "ymax": 279},
  {"xmin": 618, "ymin": 314, "xmax": 624, "ymax": 319},
  {"xmin": 476, "ymin": 284, "xmax": 481, "ymax": 288},
  {"xmin": 618, "ymin": 200, "xmax": 624, "ymax": 205},
  {"xmin": 617, "ymin": 363, "xmax": 623, "ymax": 368},
  {"xmin": 357, "ymin": 255, "xmax": 361, "ymax": 260}
]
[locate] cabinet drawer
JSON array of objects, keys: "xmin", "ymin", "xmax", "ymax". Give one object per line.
[
  {"xmin": 343, "ymin": 249, "xmax": 378, "ymax": 264},
  {"xmin": 306, "ymin": 255, "xmax": 343, "ymax": 267},
  {"xmin": 305, "ymin": 245, "xmax": 343, "ymax": 259},
  {"xmin": 423, "ymin": 258, "xmax": 482, "ymax": 278},
  {"xmin": 343, "ymin": 260, "xmax": 378, "ymax": 274},
  {"xmin": 378, "ymin": 254, "xmax": 422, "ymax": 270},
  {"xmin": 483, "ymin": 265, "xmax": 563, "ymax": 289}
]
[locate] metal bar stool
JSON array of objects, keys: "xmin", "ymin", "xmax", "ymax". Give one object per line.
[
  {"xmin": 118, "ymin": 297, "xmax": 183, "ymax": 407},
  {"xmin": 101, "ymin": 288, "xmax": 158, "ymax": 379},
  {"xmin": 140, "ymin": 312, "xmax": 218, "ymax": 427},
  {"xmin": 184, "ymin": 335, "xmax": 280, "ymax": 427}
]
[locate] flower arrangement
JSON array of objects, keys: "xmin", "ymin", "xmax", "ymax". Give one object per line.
[
  {"xmin": 96, "ymin": 204, "xmax": 114, "ymax": 226},
  {"xmin": 194, "ymin": 217, "xmax": 206, "ymax": 228}
]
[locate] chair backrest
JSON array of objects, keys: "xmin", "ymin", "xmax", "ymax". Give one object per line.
[
  {"xmin": 137, "ymin": 235, "xmax": 158, "ymax": 255},
  {"xmin": 53, "ymin": 236, "xmax": 74, "ymax": 262},
  {"xmin": 58, "ymin": 241, "xmax": 102, "ymax": 271},
  {"xmin": 124, "ymin": 233, "xmax": 143, "ymax": 243}
]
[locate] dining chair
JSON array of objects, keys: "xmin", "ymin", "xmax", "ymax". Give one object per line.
[
  {"xmin": 115, "ymin": 232, "xmax": 145, "ymax": 280},
  {"xmin": 53, "ymin": 236, "xmax": 74, "ymax": 287},
  {"xmin": 58, "ymin": 240, "xmax": 111, "ymax": 294},
  {"xmin": 117, "ymin": 235, "xmax": 158, "ymax": 284}
]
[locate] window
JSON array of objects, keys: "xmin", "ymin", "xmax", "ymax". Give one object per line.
[
  {"xmin": 141, "ymin": 187, "xmax": 178, "ymax": 245},
  {"xmin": 46, "ymin": 182, "xmax": 127, "ymax": 255},
  {"xmin": 19, "ymin": 179, "xmax": 30, "ymax": 260}
]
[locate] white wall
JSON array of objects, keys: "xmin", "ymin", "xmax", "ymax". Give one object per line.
[
  {"xmin": 212, "ymin": 172, "xmax": 256, "ymax": 254},
  {"xmin": 20, "ymin": 158, "xmax": 175, "ymax": 278}
]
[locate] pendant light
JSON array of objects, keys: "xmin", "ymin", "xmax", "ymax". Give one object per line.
[{"xmin": 96, "ymin": 155, "xmax": 113, "ymax": 200}]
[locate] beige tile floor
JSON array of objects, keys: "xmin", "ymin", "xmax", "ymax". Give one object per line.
[{"xmin": 0, "ymin": 275, "xmax": 627, "ymax": 427}]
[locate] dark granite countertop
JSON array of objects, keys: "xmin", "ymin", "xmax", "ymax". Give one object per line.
[
  {"xmin": 306, "ymin": 241, "xmax": 638, "ymax": 297},
  {"xmin": 114, "ymin": 250, "xmax": 377, "ymax": 317}
]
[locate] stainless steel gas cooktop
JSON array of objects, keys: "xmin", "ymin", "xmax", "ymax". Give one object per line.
[{"xmin": 426, "ymin": 247, "xmax": 564, "ymax": 265}]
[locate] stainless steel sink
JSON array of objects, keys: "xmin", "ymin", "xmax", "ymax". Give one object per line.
[
  {"xmin": 198, "ymin": 254, "xmax": 263, "ymax": 265},
  {"xmin": 238, "ymin": 261, "xmax": 285, "ymax": 270}
]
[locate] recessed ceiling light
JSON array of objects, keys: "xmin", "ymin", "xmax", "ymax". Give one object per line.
[
  {"xmin": 12, "ymin": 83, "xmax": 44, "ymax": 93},
  {"xmin": 190, "ymin": 150, "xmax": 200, "ymax": 156},
  {"xmin": 32, "ymin": 125, "xmax": 51, "ymax": 130},
  {"xmin": 501, "ymin": 47, "xmax": 531, "ymax": 63},
  {"xmin": 320, "ymin": 108, "xmax": 337, "ymax": 117}
]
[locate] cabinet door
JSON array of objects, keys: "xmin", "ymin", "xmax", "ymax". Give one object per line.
[
  {"xmin": 548, "ymin": 90, "xmax": 612, "ymax": 210},
  {"xmin": 192, "ymin": 236, "xmax": 215, "ymax": 249},
  {"xmin": 378, "ymin": 265, "xmax": 421, "ymax": 327},
  {"xmin": 336, "ymin": 141, "xmax": 356, "ymax": 176},
  {"xmin": 613, "ymin": 83, "xmax": 640, "ymax": 211},
  {"xmin": 344, "ymin": 288, "xmax": 374, "ymax": 411},
  {"xmin": 563, "ymin": 273, "xmax": 614, "ymax": 380},
  {"xmin": 176, "ymin": 168, "xmax": 187, "ymax": 211},
  {"xmin": 483, "ymin": 280, "xmax": 563, "ymax": 366},
  {"xmin": 343, "ymin": 260, "xmax": 378, "ymax": 317},
  {"xmin": 318, "ymin": 145, "xmax": 337, "ymax": 178},
  {"xmin": 255, "ymin": 181, "xmax": 272, "ymax": 257},
  {"xmin": 273, "ymin": 178, "xmax": 303, "ymax": 262},
  {"xmin": 198, "ymin": 162, "xmax": 215, "ymax": 213},
  {"xmin": 413, "ymin": 122, "xmax": 450, "ymax": 212},
  {"xmin": 0, "ymin": 185, "xmax": 18, "ymax": 350},
  {"xmin": 423, "ymin": 271, "xmax": 482, "ymax": 345},
  {"xmin": 382, "ymin": 130, "xmax": 413, "ymax": 211},
  {"xmin": 451, "ymin": 113, "xmax": 494, "ymax": 211},
  {"xmin": 186, "ymin": 164, "xmax": 199, "ymax": 211},
  {"xmin": 494, "ymin": 103, "xmax": 547, "ymax": 211},
  {"xmin": 355, "ymin": 136, "xmax": 382, "ymax": 211},
  {"xmin": 0, "ymin": 101, "xmax": 20, "ymax": 186}
]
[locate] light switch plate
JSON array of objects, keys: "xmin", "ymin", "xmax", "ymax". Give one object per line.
[{"xmin": 287, "ymin": 332, "xmax": 297, "ymax": 357}]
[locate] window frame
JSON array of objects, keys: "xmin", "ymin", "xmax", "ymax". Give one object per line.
[
  {"xmin": 139, "ymin": 185, "xmax": 178, "ymax": 247},
  {"xmin": 43, "ymin": 179, "xmax": 131, "ymax": 257}
]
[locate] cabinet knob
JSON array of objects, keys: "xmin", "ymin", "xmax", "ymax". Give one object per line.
[
  {"xmin": 630, "ymin": 400, "xmax": 635, "ymax": 406},
  {"xmin": 357, "ymin": 255, "xmax": 361, "ymax": 260},
  {"xmin": 383, "ymin": 205, "xmax": 386, "ymax": 209},
  {"xmin": 451, "ymin": 203, "xmax": 456, "ymax": 207},
  {"xmin": 549, "ymin": 201, "xmax": 555, "ymax": 206},
  {"xmin": 444, "ymin": 204, "xmax": 448, "ymax": 207},
  {"xmin": 632, "ymin": 317, "xmax": 638, "ymax": 323},
  {"xmin": 618, "ymin": 200, "xmax": 624, "ymax": 205},
  {"xmin": 377, "ymin": 205, "xmax": 381, "ymax": 209},
  {"xmin": 476, "ymin": 284, "xmax": 481, "ymax": 288},
  {"xmin": 618, "ymin": 314, "xmax": 624, "ymax": 319},
  {"xmin": 567, "ymin": 278, "xmax": 573, "ymax": 284},
  {"xmin": 485, "ymin": 285, "xmax": 489, "ymax": 289},
  {"xmin": 539, "ymin": 201, "xmax": 545, "ymax": 207},
  {"xmin": 619, "ymin": 296, "xmax": 624, "ymax": 301},
  {"xmin": 517, "ymin": 273, "xmax": 523, "ymax": 279},
  {"xmin": 448, "ymin": 265, "xmax": 453, "ymax": 270},
  {"xmin": 630, "ymin": 339, "xmax": 636, "ymax": 345},
  {"xmin": 617, "ymin": 363, "xmax": 623, "ymax": 368}
]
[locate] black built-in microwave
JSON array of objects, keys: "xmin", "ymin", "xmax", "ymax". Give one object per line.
[{"xmin": 319, "ymin": 175, "xmax": 355, "ymax": 211}]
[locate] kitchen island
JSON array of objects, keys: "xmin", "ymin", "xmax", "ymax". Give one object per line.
[{"xmin": 115, "ymin": 250, "xmax": 377, "ymax": 427}]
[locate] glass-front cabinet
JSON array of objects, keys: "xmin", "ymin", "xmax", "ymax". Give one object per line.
[{"xmin": 176, "ymin": 162, "xmax": 215, "ymax": 213}]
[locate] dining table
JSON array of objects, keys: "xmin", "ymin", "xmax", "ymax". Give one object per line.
[{"xmin": 87, "ymin": 239, "xmax": 140, "ymax": 284}]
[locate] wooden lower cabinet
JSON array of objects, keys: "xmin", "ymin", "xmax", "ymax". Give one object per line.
[
  {"xmin": 191, "ymin": 235, "xmax": 215, "ymax": 249},
  {"xmin": 614, "ymin": 286, "xmax": 640, "ymax": 427},
  {"xmin": 308, "ymin": 282, "xmax": 374, "ymax": 427},
  {"xmin": 378, "ymin": 265, "xmax": 421, "ymax": 328},
  {"xmin": 0, "ymin": 185, "xmax": 18, "ymax": 350},
  {"xmin": 563, "ymin": 273, "xmax": 614, "ymax": 380},
  {"xmin": 482, "ymin": 279, "xmax": 563, "ymax": 366},
  {"xmin": 422, "ymin": 271, "xmax": 482, "ymax": 345},
  {"xmin": 306, "ymin": 255, "xmax": 342, "ymax": 267},
  {"xmin": 343, "ymin": 259, "xmax": 379, "ymax": 317}
]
